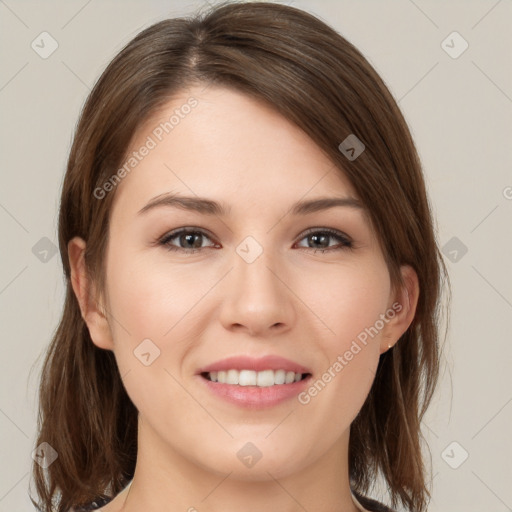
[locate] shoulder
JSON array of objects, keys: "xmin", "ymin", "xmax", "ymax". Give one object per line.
[{"xmin": 353, "ymin": 491, "xmax": 396, "ymax": 512}]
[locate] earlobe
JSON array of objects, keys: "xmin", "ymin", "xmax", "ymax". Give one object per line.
[
  {"xmin": 380, "ymin": 265, "xmax": 419, "ymax": 354},
  {"xmin": 68, "ymin": 236, "xmax": 114, "ymax": 351}
]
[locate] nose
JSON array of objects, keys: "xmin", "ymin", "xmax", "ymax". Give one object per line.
[{"xmin": 218, "ymin": 244, "xmax": 296, "ymax": 337}]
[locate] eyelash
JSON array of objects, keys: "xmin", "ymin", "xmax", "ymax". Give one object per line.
[{"xmin": 157, "ymin": 227, "xmax": 353, "ymax": 254}]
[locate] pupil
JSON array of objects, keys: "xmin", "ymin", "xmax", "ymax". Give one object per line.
[
  {"xmin": 310, "ymin": 233, "xmax": 327, "ymax": 248},
  {"xmin": 183, "ymin": 233, "xmax": 201, "ymax": 248}
]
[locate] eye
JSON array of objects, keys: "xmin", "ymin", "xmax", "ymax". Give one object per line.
[
  {"xmin": 158, "ymin": 228, "xmax": 217, "ymax": 253},
  {"xmin": 157, "ymin": 227, "xmax": 353, "ymax": 254},
  {"xmin": 294, "ymin": 228, "xmax": 353, "ymax": 253}
]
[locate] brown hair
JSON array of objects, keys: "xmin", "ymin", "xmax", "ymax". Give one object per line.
[{"xmin": 31, "ymin": 2, "xmax": 449, "ymax": 511}]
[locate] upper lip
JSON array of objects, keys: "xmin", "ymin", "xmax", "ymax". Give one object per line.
[{"xmin": 197, "ymin": 355, "xmax": 311, "ymax": 374}]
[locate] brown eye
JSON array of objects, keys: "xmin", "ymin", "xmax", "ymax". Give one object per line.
[
  {"xmin": 295, "ymin": 228, "xmax": 353, "ymax": 253},
  {"xmin": 159, "ymin": 229, "xmax": 216, "ymax": 253}
]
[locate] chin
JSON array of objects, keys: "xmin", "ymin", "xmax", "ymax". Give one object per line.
[{"xmin": 193, "ymin": 438, "xmax": 310, "ymax": 482}]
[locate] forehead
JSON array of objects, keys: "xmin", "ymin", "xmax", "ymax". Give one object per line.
[{"xmin": 110, "ymin": 84, "xmax": 359, "ymax": 216}]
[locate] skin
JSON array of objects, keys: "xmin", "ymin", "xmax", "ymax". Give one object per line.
[{"xmin": 69, "ymin": 84, "xmax": 419, "ymax": 512}]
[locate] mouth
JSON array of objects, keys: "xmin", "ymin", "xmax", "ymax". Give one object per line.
[
  {"xmin": 201, "ymin": 369, "xmax": 311, "ymax": 387},
  {"xmin": 196, "ymin": 355, "xmax": 313, "ymax": 408}
]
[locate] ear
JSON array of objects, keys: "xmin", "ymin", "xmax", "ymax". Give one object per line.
[
  {"xmin": 380, "ymin": 265, "xmax": 419, "ymax": 354},
  {"xmin": 68, "ymin": 236, "xmax": 114, "ymax": 350}
]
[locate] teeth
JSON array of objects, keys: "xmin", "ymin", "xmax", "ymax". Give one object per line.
[
  {"xmin": 207, "ymin": 369, "xmax": 306, "ymax": 386},
  {"xmin": 239, "ymin": 370, "xmax": 256, "ymax": 386},
  {"xmin": 226, "ymin": 369, "xmax": 239, "ymax": 385},
  {"xmin": 274, "ymin": 369, "xmax": 286, "ymax": 385}
]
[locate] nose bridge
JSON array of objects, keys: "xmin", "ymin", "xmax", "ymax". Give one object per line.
[{"xmin": 219, "ymin": 235, "xmax": 295, "ymax": 334}]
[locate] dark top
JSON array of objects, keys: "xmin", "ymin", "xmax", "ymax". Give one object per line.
[
  {"xmin": 71, "ymin": 495, "xmax": 113, "ymax": 511},
  {"xmin": 73, "ymin": 490, "xmax": 394, "ymax": 511},
  {"xmin": 355, "ymin": 491, "xmax": 395, "ymax": 512}
]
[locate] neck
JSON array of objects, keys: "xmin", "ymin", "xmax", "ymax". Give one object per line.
[{"xmin": 120, "ymin": 417, "xmax": 360, "ymax": 512}]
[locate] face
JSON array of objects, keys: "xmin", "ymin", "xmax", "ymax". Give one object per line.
[{"xmin": 73, "ymin": 84, "xmax": 416, "ymax": 482}]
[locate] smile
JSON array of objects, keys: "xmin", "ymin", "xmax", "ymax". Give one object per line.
[{"xmin": 202, "ymin": 369, "xmax": 310, "ymax": 387}]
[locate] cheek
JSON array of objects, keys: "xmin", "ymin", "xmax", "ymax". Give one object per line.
[
  {"xmin": 106, "ymin": 249, "xmax": 217, "ymax": 343},
  {"xmin": 102, "ymin": 248, "xmax": 212, "ymax": 399},
  {"xmin": 302, "ymin": 259, "xmax": 391, "ymax": 350},
  {"xmin": 294, "ymin": 261, "xmax": 389, "ymax": 414},
  {"xmin": 103, "ymin": 251, "xmax": 207, "ymax": 435}
]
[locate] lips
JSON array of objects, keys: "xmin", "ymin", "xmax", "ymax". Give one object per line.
[
  {"xmin": 196, "ymin": 355, "xmax": 312, "ymax": 408},
  {"xmin": 197, "ymin": 355, "xmax": 311, "ymax": 374}
]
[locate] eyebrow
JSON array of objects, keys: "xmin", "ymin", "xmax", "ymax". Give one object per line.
[{"xmin": 137, "ymin": 192, "xmax": 364, "ymax": 217}]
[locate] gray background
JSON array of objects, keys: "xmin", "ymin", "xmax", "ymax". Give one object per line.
[{"xmin": 1, "ymin": 0, "xmax": 511, "ymax": 510}]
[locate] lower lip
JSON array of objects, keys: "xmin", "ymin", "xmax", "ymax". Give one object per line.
[{"xmin": 198, "ymin": 375, "xmax": 311, "ymax": 409}]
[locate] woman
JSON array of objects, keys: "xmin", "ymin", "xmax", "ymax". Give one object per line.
[{"xmin": 31, "ymin": 2, "xmax": 449, "ymax": 511}]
